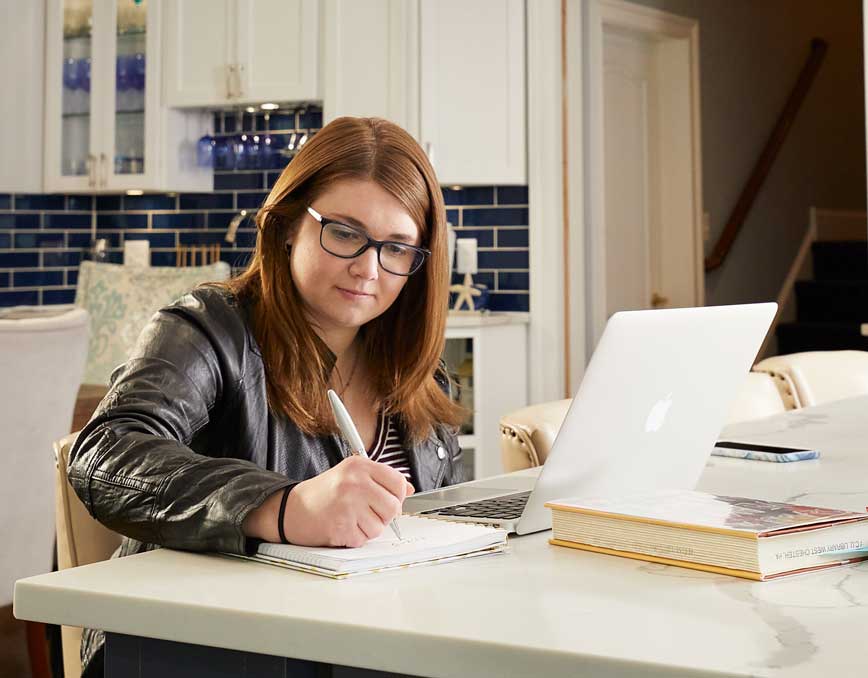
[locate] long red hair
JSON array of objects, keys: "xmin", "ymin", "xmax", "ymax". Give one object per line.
[{"xmin": 223, "ymin": 117, "xmax": 464, "ymax": 442}]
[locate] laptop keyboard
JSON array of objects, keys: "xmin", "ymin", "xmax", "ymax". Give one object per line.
[{"xmin": 420, "ymin": 491, "xmax": 531, "ymax": 520}]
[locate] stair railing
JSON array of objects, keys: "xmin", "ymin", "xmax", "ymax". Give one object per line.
[{"xmin": 705, "ymin": 39, "xmax": 828, "ymax": 272}]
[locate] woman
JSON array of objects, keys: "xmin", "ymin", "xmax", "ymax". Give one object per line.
[{"xmin": 69, "ymin": 116, "xmax": 467, "ymax": 676}]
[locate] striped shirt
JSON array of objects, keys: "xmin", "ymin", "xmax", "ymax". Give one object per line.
[{"xmin": 369, "ymin": 411, "xmax": 414, "ymax": 486}]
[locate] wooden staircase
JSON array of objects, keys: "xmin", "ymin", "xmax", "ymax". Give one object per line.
[{"xmin": 775, "ymin": 215, "xmax": 868, "ymax": 353}]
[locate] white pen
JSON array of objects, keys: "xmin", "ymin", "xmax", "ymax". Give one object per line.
[{"xmin": 327, "ymin": 389, "xmax": 404, "ymax": 541}]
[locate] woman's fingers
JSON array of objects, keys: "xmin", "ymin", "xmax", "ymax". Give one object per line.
[
  {"xmin": 356, "ymin": 506, "xmax": 387, "ymax": 542},
  {"xmin": 367, "ymin": 459, "xmax": 410, "ymax": 501}
]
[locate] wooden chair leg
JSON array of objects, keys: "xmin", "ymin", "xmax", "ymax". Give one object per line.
[{"xmin": 25, "ymin": 621, "xmax": 51, "ymax": 678}]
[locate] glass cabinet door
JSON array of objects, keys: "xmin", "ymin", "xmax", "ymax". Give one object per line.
[
  {"xmin": 60, "ymin": 0, "xmax": 94, "ymax": 178},
  {"xmin": 112, "ymin": 0, "xmax": 147, "ymax": 177}
]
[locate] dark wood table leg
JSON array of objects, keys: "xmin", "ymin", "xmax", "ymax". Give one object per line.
[{"xmin": 25, "ymin": 621, "xmax": 52, "ymax": 678}]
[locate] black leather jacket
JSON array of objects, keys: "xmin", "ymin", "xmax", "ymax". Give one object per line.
[{"xmin": 69, "ymin": 286, "xmax": 465, "ymax": 675}]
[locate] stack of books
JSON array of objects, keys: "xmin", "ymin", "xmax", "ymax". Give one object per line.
[{"xmin": 546, "ymin": 490, "xmax": 868, "ymax": 580}]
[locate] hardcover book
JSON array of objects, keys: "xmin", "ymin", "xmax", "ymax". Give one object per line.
[{"xmin": 546, "ymin": 490, "xmax": 868, "ymax": 580}]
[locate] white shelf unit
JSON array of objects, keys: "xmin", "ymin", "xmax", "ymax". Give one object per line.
[{"xmin": 444, "ymin": 313, "xmax": 529, "ymax": 479}]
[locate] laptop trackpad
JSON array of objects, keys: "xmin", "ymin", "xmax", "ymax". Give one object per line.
[{"xmin": 404, "ymin": 486, "xmax": 518, "ymax": 512}]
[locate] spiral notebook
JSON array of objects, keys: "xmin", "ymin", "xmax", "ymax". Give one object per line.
[{"xmin": 233, "ymin": 515, "xmax": 509, "ymax": 579}]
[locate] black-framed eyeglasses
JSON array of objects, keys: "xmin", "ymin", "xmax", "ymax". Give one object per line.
[{"xmin": 306, "ymin": 206, "xmax": 430, "ymax": 276}]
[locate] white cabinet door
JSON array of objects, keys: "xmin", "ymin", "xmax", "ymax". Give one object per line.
[
  {"xmin": 235, "ymin": 0, "xmax": 319, "ymax": 103},
  {"xmin": 163, "ymin": 0, "xmax": 234, "ymax": 107},
  {"xmin": 44, "ymin": 0, "xmax": 212, "ymax": 194},
  {"xmin": 322, "ymin": 0, "xmax": 418, "ymax": 135},
  {"xmin": 419, "ymin": 0, "xmax": 526, "ymax": 185}
]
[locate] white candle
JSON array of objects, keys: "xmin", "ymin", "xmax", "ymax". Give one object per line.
[
  {"xmin": 124, "ymin": 239, "xmax": 150, "ymax": 268},
  {"xmin": 456, "ymin": 237, "xmax": 478, "ymax": 274}
]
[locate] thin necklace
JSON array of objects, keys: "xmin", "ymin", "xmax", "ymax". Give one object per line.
[{"xmin": 335, "ymin": 350, "xmax": 360, "ymax": 397}]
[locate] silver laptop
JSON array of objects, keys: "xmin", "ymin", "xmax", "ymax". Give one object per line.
[{"xmin": 404, "ymin": 303, "xmax": 777, "ymax": 534}]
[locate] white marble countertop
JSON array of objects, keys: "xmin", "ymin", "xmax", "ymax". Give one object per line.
[
  {"xmin": 446, "ymin": 311, "xmax": 529, "ymax": 328},
  {"xmin": 14, "ymin": 397, "xmax": 868, "ymax": 677}
]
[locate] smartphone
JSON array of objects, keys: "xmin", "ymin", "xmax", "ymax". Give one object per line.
[{"xmin": 712, "ymin": 440, "xmax": 820, "ymax": 463}]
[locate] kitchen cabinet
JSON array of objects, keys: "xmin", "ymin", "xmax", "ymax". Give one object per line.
[
  {"xmin": 444, "ymin": 313, "xmax": 528, "ymax": 479},
  {"xmin": 0, "ymin": 1, "xmax": 44, "ymax": 193},
  {"xmin": 44, "ymin": 0, "xmax": 211, "ymax": 194},
  {"xmin": 323, "ymin": 0, "xmax": 526, "ymax": 186},
  {"xmin": 420, "ymin": 0, "xmax": 526, "ymax": 185},
  {"xmin": 321, "ymin": 0, "xmax": 418, "ymax": 136},
  {"xmin": 163, "ymin": 0, "xmax": 319, "ymax": 107}
]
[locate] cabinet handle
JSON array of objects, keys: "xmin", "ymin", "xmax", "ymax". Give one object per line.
[
  {"xmin": 99, "ymin": 153, "xmax": 108, "ymax": 187},
  {"xmin": 234, "ymin": 64, "xmax": 244, "ymax": 99},
  {"xmin": 226, "ymin": 64, "xmax": 236, "ymax": 99},
  {"xmin": 86, "ymin": 154, "xmax": 96, "ymax": 187}
]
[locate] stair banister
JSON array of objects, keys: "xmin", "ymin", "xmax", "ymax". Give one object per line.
[{"xmin": 705, "ymin": 39, "xmax": 828, "ymax": 272}]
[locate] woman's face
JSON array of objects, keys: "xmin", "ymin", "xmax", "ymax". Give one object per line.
[{"xmin": 288, "ymin": 178, "xmax": 422, "ymax": 338}]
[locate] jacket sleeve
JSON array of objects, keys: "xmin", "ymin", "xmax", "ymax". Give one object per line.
[{"xmin": 67, "ymin": 292, "xmax": 293, "ymax": 555}]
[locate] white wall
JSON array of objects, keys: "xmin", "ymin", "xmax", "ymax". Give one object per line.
[
  {"xmin": 626, "ymin": 0, "xmax": 866, "ymax": 305},
  {"xmin": 0, "ymin": 0, "xmax": 44, "ymax": 192}
]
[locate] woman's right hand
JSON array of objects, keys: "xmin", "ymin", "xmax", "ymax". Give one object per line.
[{"xmin": 243, "ymin": 455, "xmax": 415, "ymax": 547}]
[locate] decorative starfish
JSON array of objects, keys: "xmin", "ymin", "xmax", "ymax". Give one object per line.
[{"xmin": 450, "ymin": 272, "xmax": 482, "ymax": 311}]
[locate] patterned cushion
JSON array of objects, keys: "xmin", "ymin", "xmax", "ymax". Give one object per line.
[{"xmin": 74, "ymin": 261, "xmax": 231, "ymax": 385}]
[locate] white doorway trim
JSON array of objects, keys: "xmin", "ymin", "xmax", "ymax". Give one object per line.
[
  {"xmin": 527, "ymin": 0, "xmax": 570, "ymax": 403},
  {"xmin": 584, "ymin": 0, "xmax": 704, "ymax": 350}
]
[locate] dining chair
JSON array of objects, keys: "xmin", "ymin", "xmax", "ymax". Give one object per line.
[
  {"xmin": 54, "ymin": 433, "xmax": 123, "ymax": 678},
  {"xmin": 0, "ymin": 306, "xmax": 89, "ymax": 677},
  {"xmin": 74, "ymin": 260, "xmax": 231, "ymax": 384},
  {"xmin": 754, "ymin": 350, "xmax": 868, "ymax": 409}
]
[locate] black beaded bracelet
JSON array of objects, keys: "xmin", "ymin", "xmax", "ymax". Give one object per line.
[{"xmin": 277, "ymin": 485, "xmax": 293, "ymax": 544}]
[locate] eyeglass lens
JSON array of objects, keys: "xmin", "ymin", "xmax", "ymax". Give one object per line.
[{"xmin": 322, "ymin": 222, "xmax": 423, "ymax": 275}]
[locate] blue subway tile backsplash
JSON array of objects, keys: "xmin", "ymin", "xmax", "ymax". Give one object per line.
[
  {"xmin": 477, "ymin": 250, "xmax": 529, "ymax": 270},
  {"xmin": 0, "ymin": 214, "xmax": 41, "ymax": 229},
  {"xmin": 0, "ymin": 290, "xmax": 39, "ymax": 306},
  {"xmin": 214, "ymin": 172, "xmax": 264, "ymax": 191},
  {"xmin": 95, "ymin": 196, "xmax": 122, "ymax": 211},
  {"xmin": 44, "ymin": 213, "xmax": 92, "ymax": 229},
  {"xmin": 13, "ymin": 270, "xmax": 64, "ymax": 287},
  {"xmin": 454, "ymin": 229, "xmax": 494, "ymax": 248},
  {"xmin": 236, "ymin": 192, "xmax": 269, "ymax": 209},
  {"xmin": 67, "ymin": 195, "xmax": 94, "ymax": 211},
  {"xmin": 0, "ymin": 252, "xmax": 39, "ymax": 268},
  {"xmin": 14, "ymin": 233, "xmax": 64, "ymax": 249},
  {"xmin": 123, "ymin": 194, "xmax": 176, "ymax": 211},
  {"xmin": 43, "ymin": 289, "xmax": 76, "ymax": 304},
  {"xmin": 496, "ymin": 186, "xmax": 529, "ymax": 205},
  {"xmin": 461, "ymin": 207, "xmax": 528, "ymax": 227},
  {"xmin": 443, "ymin": 187, "xmax": 494, "ymax": 205},
  {"xmin": 496, "ymin": 229, "xmax": 529, "ymax": 247},
  {"xmin": 0, "ymin": 105, "xmax": 529, "ymax": 312},
  {"xmin": 179, "ymin": 193, "xmax": 234, "ymax": 210},
  {"xmin": 152, "ymin": 213, "xmax": 206, "ymax": 229},
  {"xmin": 14, "ymin": 194, "xmax": 65, "ymax": 211},
  {"xmin": 97, "ymin": 213, "xmax": 148, "ymax": 229}
]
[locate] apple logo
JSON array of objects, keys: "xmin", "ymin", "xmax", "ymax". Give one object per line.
[{"xmin": 645, "ymin": 392, "xmax": 673, "ymax": 433}]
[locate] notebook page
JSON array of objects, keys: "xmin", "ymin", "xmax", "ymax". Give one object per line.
[{"xmin": 257, "ymin": 515, "xmax": 507, "ymax": 573}]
